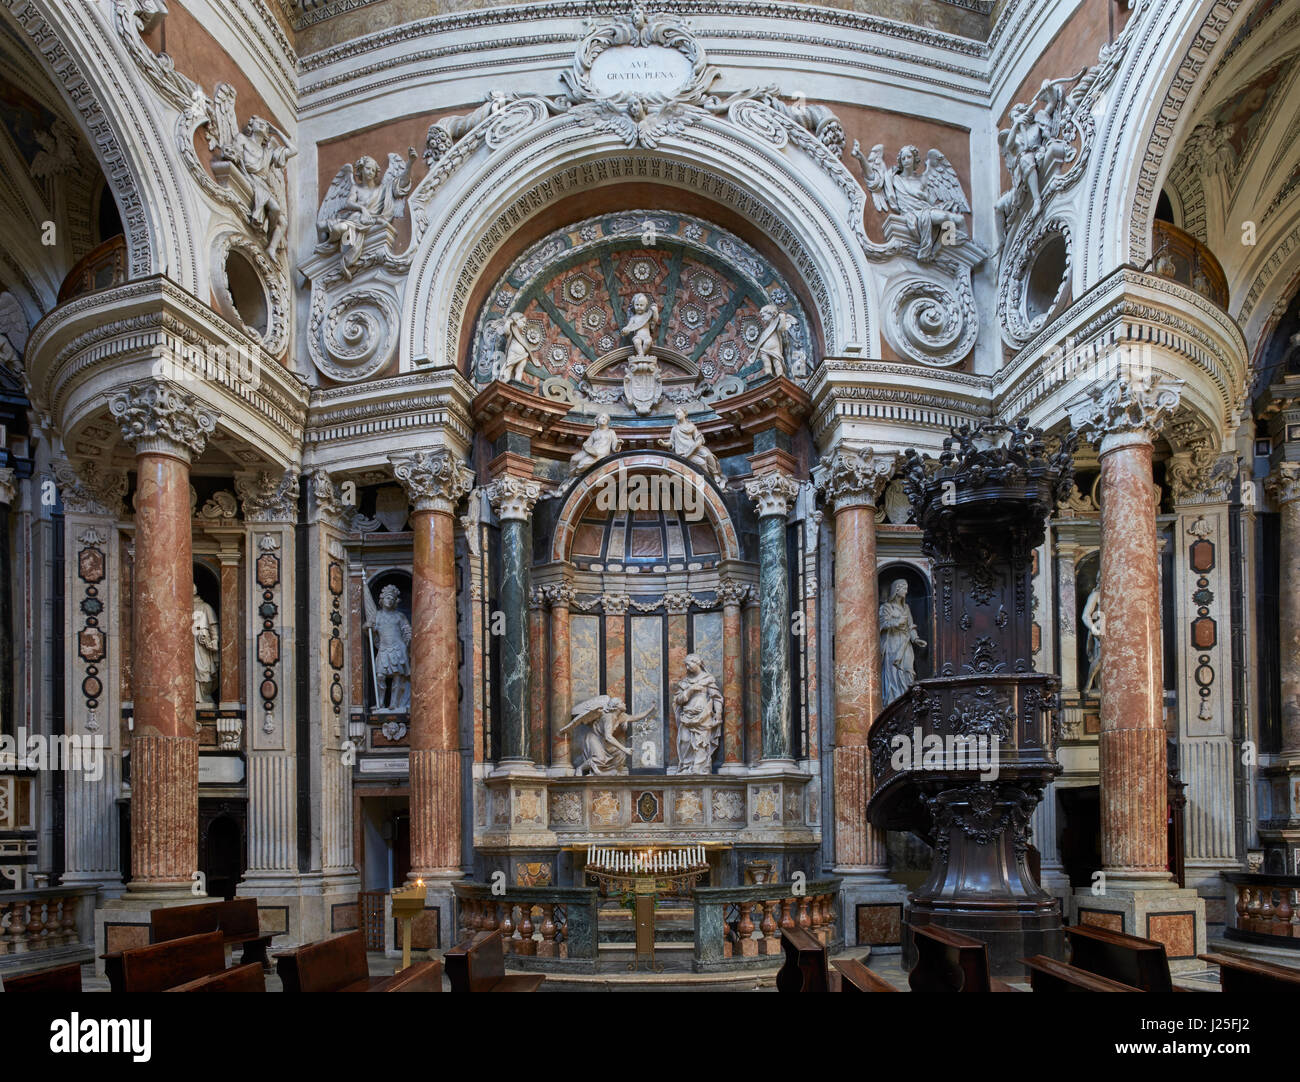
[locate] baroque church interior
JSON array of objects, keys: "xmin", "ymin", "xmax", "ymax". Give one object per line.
[{"xmin": 1, "ymin": 0, "xmax": 1299, "ymax": 1001}]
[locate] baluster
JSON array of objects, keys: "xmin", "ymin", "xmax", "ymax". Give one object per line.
[
  {"xmin": 0, "ymin": 900, "xmax": 13, "ymax": 955},
  {"xmin": 780, "ymin": 897, "xmax": 796, "ymax": 933},
  {"xmin": 1234, "ymin": 885, "xmax": 1249, "ymax": 933},
  {"xmin": 1276, "ymin": 888, "xmax": 1293, "ymax": 938},
  {"xmin": 500, "ymin": 902, "xmax": 515, "ymax": 952},
  {"xmin": 517, "ymin": 904, "xmax": 536, "ymax": 956},
  {"xmin": 1246, "ymin": 887, "xmax": 1263, "ymax": 933},
  {"xmin": 797, "ymin": 895, "xmax": 812, "ymax": 931},
  {"xmin": 814, "ymin": 894, "xmax": 829, "ymax": 943},
  {"xmin": 1260, "ymin": 887, "xmax": 1275, "ymax": 932},
  {"xmin": 45, "ymin": 899, "xmax": 63, "ymax": 945},
  {"xmin": 760, "ymin": 899, "xmax": 779, "ymax": 955},
  {"xmin": 557, "ymin": 906, "xmax": 570, "ymax": 959},
  {"xmin": 482, "ymin": 899, "xmax": 499, "ymax": 933},
  {"xmin": 738, "ymin": 901, "xmax": 757, "ymax": 957},
  {"xmin": 27, "ymin": 899, "xmax": 46, "ymax": 951},
  {"xmin": 538, "ymin": 903, "xmax": 557, "ymax": 958},
  {"xmin": 61, "ymin": 896, "xmax": 78, "ymax": 946},
  {"xmin": 7, "ymin": 900, "xmax": 26, "ymax": 954}
]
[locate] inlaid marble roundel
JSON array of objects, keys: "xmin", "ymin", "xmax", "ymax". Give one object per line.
[{"xmin": 471, "ymin": 211, "xmax": 814, "ymax": 402}]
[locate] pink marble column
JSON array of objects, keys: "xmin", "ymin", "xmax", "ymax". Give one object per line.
[
  {"xmin": 1073, "ymin": 379, "xmax": 1182, "ymax": 884},
  {"xmin": 393, "ymin": 450, "xmax": 473, "ymax": 878},
  {"xmin": 109, "ymin": 382, "xmax": 215, "ymax": 894},
  {"xmin": 816, "ymin": 447, "xmax": 893, "ymax": 871},
  {"xmin": 718, "ymin": 579, "xmax": 748, "ymax": 769},
  {"xmin": 546, "ymin": 582, "xmax": 574, "ymax": 770},
  {"xmin": 1269, "ymin": 466, "xmax": 1300, "ymax": 757}
]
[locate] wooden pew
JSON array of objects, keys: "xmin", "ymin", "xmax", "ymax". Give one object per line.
[
  {"xmin": 908, "ymin": 924, "xmax": 1016, "ymax": 992},
  {"xmin": 833, "ymin": 957, "xmax": 898, "ymax": 992},
  {"xmin": 151, "ymin": 898, "xmax": 276, "ymax": 967},
  {"xmin": 276, "ymin": 930, "xmax": 442, "ymax": 992},
  {"xmin": 116, "ymin": 931, "xmax": 227, "ymax": 993},
  {"xmin": 1021, "ymin": 955, "xmax": 1141, "ymax": 992},
  {"xmin": 776, "ymin": 927, "xmax": 833, "ymax": 992},
  {"xmin": 444, "ymin": 929, "xmax": 546, "ymax": 992},
  {"xmin": 2, "ymin": 960, "xmax": 84, "ymax": 993},
  {"xmin": 1200, "ymin": 952, "xmax": 1300, "ymax": 993},
  {"xmin": 166, "ymin": 961, "xmax": 267, "ymax": 993},
  {"xmin": 1065, "ymin": 923, "xmax": 1173, "ymax": 992}
]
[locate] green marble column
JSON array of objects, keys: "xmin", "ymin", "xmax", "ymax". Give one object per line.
[
  {"xmin": 487, "ymin": 477, "xmax": 542, "ymax": 763},
  {"xmin": 745, "ymin": 471, "xmax": 800, "ymax": 763}
]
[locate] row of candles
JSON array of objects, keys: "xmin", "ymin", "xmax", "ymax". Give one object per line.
[{"xmin": 586, "ymin": 846, "xmax": 706, "ymax": 874}]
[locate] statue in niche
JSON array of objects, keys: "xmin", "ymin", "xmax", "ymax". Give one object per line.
[
  {"xmin": 752, "ymin": 305, "xmax": 796, "ymax": 378},
  {"xmin": 673, "ymin": 654, "xmax": 723, "ymax": 775},
  {"xmin": 570, "ymin": 413, "xmax": 622, "ymax": 472},
  {"xmin": 192, "ymin": 585, "xmax": 220, "ymax": 707},
  {"xmin": 316, "ymin": 148, "xmax": 417, "ymax": 277},
  {"xmin": 205, "ymin": 85, "xmax": 297, "ymax": 258},
  {"xmin": 622, "ymin": 292, "xmax": 659, "ymax": 357},
  {"xmin": 852, "ymin": 142, "xmax": 972, "ymax": 262},
  {"xmin": 659, "ymin": 408, "xmax": 724, "ymax": 484},
  {"xmin": 880, "ymin": 579, "xmax": 926, "ymax": 706},
  {"xmin": 560, "ymin": 696, "xmax": 654, "ymax": 776},
  {"xmin": 1081, "ymin": 588, "xmax": 1103, "ymax": 695},
  {"xmin": 493, "ymin": 311, "xmax": 537, "ymax": 384},
  {"xmin": 363, "ymin": 582, "xmax": 412, "ymax": 713}
]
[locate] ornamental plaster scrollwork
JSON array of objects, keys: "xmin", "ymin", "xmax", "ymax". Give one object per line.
[
  {"xmin": 210, "ymin": 231, "xmax": 290, "ymax": 356},
  {"xmin": 745, "ymin": 471, "xmax": 800, "ymax": 517},
  {"xmin": 1267, "ymin": 464, "xmax": 1300, "ymax": 508},
  {"xmin": 1167, "ymin": 443, "xmax": 1238, "ymax": 505},
  {"xmin": 996, "ymin": 217, "xmax": 1072, "ymax": 349},
  {"xmin": 53, "ymin": 459, "xmax": 128, "ymax": 518},
  {"xmin": 235, "ymin": 469, "xmax": 299, "ymax": 523},
  {"xmin": 484, "ymin": 476, "xmax": 544, "ymax": 521}
]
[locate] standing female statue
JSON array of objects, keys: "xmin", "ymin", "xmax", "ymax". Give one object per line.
[
  {"xmin": 879, "ymin": 579, "xmax": 926, "ymax": 706},
  {"xmin": 673, "ymin": 654, "xmax": 723, "ymax": 774}
]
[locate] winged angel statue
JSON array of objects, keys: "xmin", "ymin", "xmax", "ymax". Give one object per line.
[
  {"xmin": 852, "ymin": 143, "xmax": 972, "ymax": 262},
  {"xmin": 316, "ymin": 148, "xmax": 417, "ymax": 277},
  {"xmin": 558, "ymin": 695, "xmax": 654, "ymax": 776},
  {"xmin": 204, "ymin": 85, "xmax": 297, "ymax": 259}
]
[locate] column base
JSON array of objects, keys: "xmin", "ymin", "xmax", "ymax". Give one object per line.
[
  {"xmin": 491, "ymin": 758, "xmax": 545, "ymax": 778},
  {"xmin": 716, "ymin": 761, "xmax": 748, "ymax": 776},
  {"xmin": 238, "ymin": 870, "xmax": 361, "ymax": 950},
  {"xmin": 406, "ymin": 871, "xmax": 464, "ymax": 955},
  {"xmin": 836, "ymin": 869, "xmax": 908, "ymax": 952},
  {"xmin": 1069, "ymin": 881, "xmax": 1208, "ymax": 974}
]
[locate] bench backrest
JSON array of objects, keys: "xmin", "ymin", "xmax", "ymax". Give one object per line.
[
  {"xmin": 833, "ymin": 957, "xmax": 897, "ymax": 993},
  {"xmin": 1201, "ymin": 952, "xmax": 1300, "ymax": 994},
  {"xmin": 445, "ymin": 929, "xmax": 507, "ymax": 992},
  {"xmin": 166, "ymin": 962, "xmax": 266, "ymax": 993},
  {"xmin": 215, "ymin": 898, "xmax": 261, "ymax": 939},
  {"xmin": 150, "ymin": 901, "xmax": 222, "ymax": 944},
  {"xmin": 909, "ymin": 924, "xmax": 993, "ymax": 993},
  {"xmin": 1022, "ymin": 954, "xmax": 1140, "ymax": 992},
  {"xmin": 1066, "ymin": 924, "xmax": 1172, "ymax": 993},
  {"xmin": 295, "ymin": 930, "xmax": 370, "ymax": 993},
  {"xmin": 119, "ymin": 931, "xmax": 226, "ymax": 993},
  {"xmin": 381, "ymin": 959, "xmax": 443, "ymax": 993},
  {"xmin": 2, "ymin": 961, "xmax": 84, "ymax": 993},
  {"xmin": 776, "ymin": 927, "xmax": 831, "ymax": 992}
]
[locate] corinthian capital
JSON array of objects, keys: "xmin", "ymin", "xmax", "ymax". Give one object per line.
[
  {"xmin": 0, "ymin": 467, "xmax": 14, "ymax": 507},
  {"xmin": 1068, "ymin": 376, "xmax": 1183, "ymax": 452},
  {"xmin": 108, "ymin": 381, "xmax": 217, "ymax": 462},
  {"xmin": 235, "ymin": 469, "xmax": 299, "ymax": 523},
  {"xmin": 390, "ymin": 449, "xmax": 474, "ymax": 515},
  {"xmin": 485, "ymin": 475, "xmax": 543, "ymax": 521},
  {"xmin": 53, "ymin": 458, "xmax": 128, "ymax": 518},
  {"xmin": 812, "ymin": 445, "xmax": 895, "ymax": 510},
  {"xmin": 1268, "ymin": 463, "xmax": 1300, "ymax": 507},
  {"xmin": 745, "ymin": 470, "xmax": 800, "ymax": 518}
]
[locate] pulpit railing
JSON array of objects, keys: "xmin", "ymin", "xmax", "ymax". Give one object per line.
[
  {"xmin": 1223, "ymin": 872, "xmax": 1300, "ymax": 948},
  {"xmin": 453, "ymin": 882, "xmax": 600, "ymax": 966},
  {"xmin": 692, "ymin": 878, "xmax": 841, "ymax": 970}
]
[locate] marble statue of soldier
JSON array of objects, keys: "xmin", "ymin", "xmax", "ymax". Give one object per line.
[
  {"xmin": 659, "ymin": 407, "xmax": 724, "ymax": 484},
  {"xmin": 364, "ymin": 582, "xmax": 412, "ymax": 712},
  {"xmin": 880, "ymin": 578, "xmax": 926, "ymax": 706},
  {"xmin": 570, "ymin": 413, "xmax": 622, "ymax": 472},
  {"xmin": 673, "ymin": 654, "xmax": 723, "ymax": 775},
  {"xmin": 192, "ymin": 585, "xmax": 220, "ymax": 707},
  {"xmin": 560, "ymin": 695, "xmax": 653, "ymax": 776}
]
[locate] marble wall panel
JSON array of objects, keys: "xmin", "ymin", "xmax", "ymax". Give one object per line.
[
  {"xmin": 570, "ymin": 615, "xmax": 600, "ymax": 704},
  {"xmin": 630, "ymin": 615, "xmax": 664, "ymax": 769}
]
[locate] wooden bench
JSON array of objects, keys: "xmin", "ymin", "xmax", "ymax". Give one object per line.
[
  {"xmin": 776, "ymin": 927, "xmax": 833, "ymax": 992},
  {"xmin": 1, "ymin": 961, "xmax": 84, "ymax": 993},
  {"xmin": 908, "ymin": 924, "xmax": 1016, "ymax": 992},
  {"xmin": 275, "ymin": 930, "xmax": 442, "ymax": 992},
  {"xmin": 1200, "ymin": 952, "xmax": 1300, "ymax": 993},
  {"xmin": 115, "ymin": 931, "xmax": 227, "ymax": 993},
  {"xmin": 1021, "ymin": 954, "xmax": 1141, "ymax": 992},
  {"xmin": 1065, "ymin": 923, "xmax": 1173, "ymax": 992},
  {"xmin": 444, "ymin": 929, "xmax": 546, "ymax": 992},
  {"xmin": 833, "ymin": 957, "xmax": 898, "ymax": 992},
  {"xmin": 151, "ymin": 898, "xmax": 275, "ymax": 968},
  {"xmin": 166, "ymin": 961, "xmax": 267, "ymax": 993}
]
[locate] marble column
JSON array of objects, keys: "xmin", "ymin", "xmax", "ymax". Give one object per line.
[
  {"xmin": 545, "ymin": 581, "xmax": 574, "ymax": 773},
  {"xmin": 1269, "ymin": 465, "xmax": 1300, "ymax": 761},
  {"xmin": 745, "ymin": 471, "xmax": 800, "ymax": 764},
  {"xmin": 108, "ymin": 382, "xmax": 216, "ymax": 894},
  {"xmin": 216, "ymin": 541, "xmax": 242, "ymax": 711},
  {"xmin": 0, "ymin": 468, "xmax": 13, "ymax": 744},
  {"xmin": 717, "ymin": 577, "xmax": 748, "ymax": 772},
  {"xmin": 486, "ymin": 476, "xmax": 542, "ymax": 767},
  {"xmin": 815, "ymin": 447, "xmax": 894, "ymax": 870},
  {"xmin": 392, "ymin": 450, "xmax": 474, "ymax": 877}
]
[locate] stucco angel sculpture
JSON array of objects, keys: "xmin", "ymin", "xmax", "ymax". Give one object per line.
[
  {"xmin": 560, "ymin": 695, "xmax": 653, "ymax": 776},
  {"xmin": 493, "ymin": 311, "xmax": 537, "ymax": 383},
  {"xmin": 752, "ymin": 304, "xmax": 795, "ymax": 378},
  {"xmin": 622, "ymin": 293, "xmax": 659, "ymax": 357},
  {"xmin": 316, "ymin": 148, "xmax": 417, "ymax": 277},
  {"xmin": 853, "ymin": 142, "xmax": 971, "ymax": 262},
  {"xmin": 205, "ymin": 84, "xmax": 297, "ymax": 259}
]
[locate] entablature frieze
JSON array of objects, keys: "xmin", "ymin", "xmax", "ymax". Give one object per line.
[
  {"xmin": 24, "ymin": 276, "xmax": 309, "ymax": 471},
  {"xmin": 992, "ymin": 268, "xmax": 1248, "ymax": 442}
]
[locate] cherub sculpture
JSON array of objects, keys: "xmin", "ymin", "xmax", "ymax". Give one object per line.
[
  {"xmin": 559, "ymin": 695, "xmax": 654, "ymax": 776},
  {"xmin": 570, "ymin": 413, "xmax": 622, "ymax": 472},
  {"xmin": 852, "ymin": 142, "xmax": 971, "ymax": 262},
  {"xmin": 205, "ymin": 84, "xmax": 297, "ymax": 258},
  {"xmin": 622, "ymin": 292, "xmax": 659, "ymax": 357},
  {"xmin": 752, "ymin": 304, "xmax": 795, "ymax": 378},
  {"xmin": 493, "ymin": 311, "xmax": 536, "ymax": 383},
  {"xmin": 316, "ymin": 148, "xmax": 417, "ymax": 277}
]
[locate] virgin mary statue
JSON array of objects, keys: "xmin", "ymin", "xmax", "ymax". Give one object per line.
[{"xmin": 880, "ymin": 579, "xmax": 926, "ymax": 706}]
